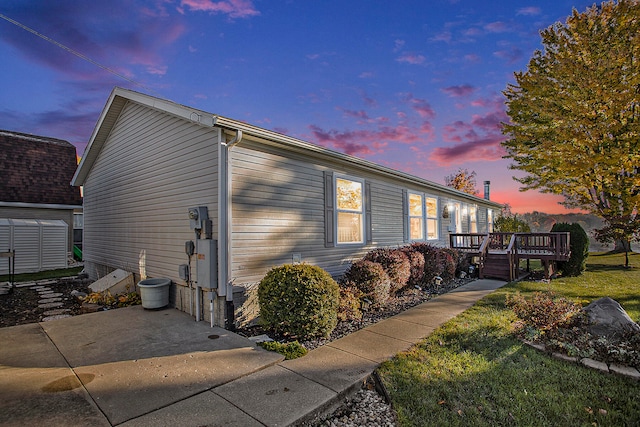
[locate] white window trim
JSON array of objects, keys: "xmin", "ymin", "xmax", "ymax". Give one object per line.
[
  {"xmin": 334, "ymin": 174, "xmax": 366, "ymax": 246},
  {"xmin": 407, "ymin": 191, "xmax": 425, "ymax": 242},
  {"xmin": 406, "ymin": 191, "xmax": 439, "ymax": 241},
  {"xmin": 425, "ymin": 195, "xmax": 439, "ymax": 240}
]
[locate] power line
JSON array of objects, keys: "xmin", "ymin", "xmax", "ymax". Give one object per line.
[{"xmin": 0, "ymin": 13, "xmax": 160, "ymax": 95}]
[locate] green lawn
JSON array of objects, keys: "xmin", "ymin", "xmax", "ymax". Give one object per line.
[
  {"xmin": 377, "ymin": 252, "xmax": 640, "ymax": 426},
  {"xmin": 0, "ymin": 266, "xmax": 83, "ymax": 283}
]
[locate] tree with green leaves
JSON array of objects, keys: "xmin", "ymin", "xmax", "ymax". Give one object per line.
[
  {"xmin": 502, "ymin": 0, "xmax": 640, "ymax": 266},
  {"xmin": 444, "ymin": 168, "xmax": 478, "ymax": 196},
  {"xmin": 494, "ymin": 204, "xmax": 532, "ymax": 233}
]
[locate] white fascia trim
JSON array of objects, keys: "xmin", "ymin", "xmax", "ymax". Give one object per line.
[{"xmin": 0, "ymin": 202, "xmax": 82, "ymax": 210}]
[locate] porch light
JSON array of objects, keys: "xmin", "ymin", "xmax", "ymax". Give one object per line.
[
  {"xmin": 442, "ymin": 206, "xmax": 449, "ymax": 218},
  {"xmin": 361, "ymin": 297, "xmax": 372, "ymax": 313}
]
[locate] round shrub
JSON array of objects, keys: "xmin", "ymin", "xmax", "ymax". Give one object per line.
[
  {"xmin": 337, "ymin": 285, "xmax": 363, "ymax": 322},
  {"xmin": 363, "ymin": 248, "xmax": 411, "ymax": 294},
  {"xmin": 340, "ymin": 260, "xmax": 391, "ymax": 305},
  {"xmin": 413, "ymin": 243, "xmax": 443, "ymax": 284},
  {"xmin": 551, "ymin": 222, "xmax": 589, "ymax": 276},
  {"xmin": 400, "ymin": 246, "xmax": 425, "ymax": 288},
  {"xmin": 258, "ymin": 264, "xmax": 339, "ymax": 339},
  {"xmin": 436, "ymin": 249, "xmax": 457, "ymax": 281}
]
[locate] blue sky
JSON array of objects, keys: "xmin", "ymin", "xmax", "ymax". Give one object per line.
[{"xmin": 0, "ymin": 0, "xmax": 597, "ymax": 213}]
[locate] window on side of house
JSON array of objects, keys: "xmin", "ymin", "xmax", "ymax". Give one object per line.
[
  {"xmin": 426, "ymin": 196, "xmax": 439, "ymax": 240},
  {"xmin": 408, "ymin": 192, "xmax": 424, "ymax": 240},
  {"xmin": 469, "ymin": 205, "xmax": 478, "ymax": 233},
  {"xmin": 335, "ymin": 176, "xmax": 364, "ymax": 244},
  {"xmin": 487, "ymin": 208, "xmax": 494, "ymax": 232}
]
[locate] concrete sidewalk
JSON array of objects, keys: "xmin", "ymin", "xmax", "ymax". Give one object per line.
[{"xmin": 0, "ymin": 278, "xmax": 506, "ymax": 426}]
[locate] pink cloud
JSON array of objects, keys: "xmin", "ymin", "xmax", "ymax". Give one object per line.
[
  {"xmin": 442, "ymin": 84, "xmax": 476, "ymax": 98},
  {"xmin": 430, "ymin": 31, "xmax": 452, "ymax": 43},
  {"xmin": 494, "ymin": 46, "xmax": 523, "ymax": 64},
  {"xmin": 179, "ymin": 0, "xmax": 260, "ymax": 18},
  {"xmin": 464, "ymin": 54, "xmax": 481, "ymax": 63},
  {"xmin": 484, "ymin": 21, "xmax": 510, "ymax": 33},
  {"xmin": 517, "ymin": 7, "xmax": 541, "ymax": 16},
  {"xmin": 430, "ymin": 135, "xmax": 507, "ymax": 165},
  {"xmin": 396, "ymin": 53, "xmax": 426, "ymax": 65},
  {"xmin": 404, "ymin": 95, "xmax": 436, "ymax": 119}
]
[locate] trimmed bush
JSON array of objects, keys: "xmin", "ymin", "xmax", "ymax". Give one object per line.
[
  {"xmin": 411, "ymin": 243, "xmax": 441, "ymax": 285},
  {"xmin": 337, "ymin": 285, "xmax": 363, "ymax": 322},
  {"xmin": 551, "ymin": 222, "xmax": 589, "ymax": 276},
  {"xmin": 506, "ymin": 291, "xmax": 581, "ymax": 331},
  {"xmin": 340, "ymin": 260, "xmax": 391, "ymax": 305},
  {"xmin": 436, "ymin": 249, "xmax": 457, "ymax": 281},
  {"xmin": 258, "ymin": 264, "xmax": 339, "ymax": 339},
  {"xmin": 400, "ymin": 246, "xmax": 425, "ymax": 288},
  {"xmin": 363, "ymin": 248, "xmax": 411, "ymax": 293}
]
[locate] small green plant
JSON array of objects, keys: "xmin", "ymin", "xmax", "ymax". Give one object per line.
[
  {"xmin": 258, "ymin": 340, "xmax": 308, "ymax": 359},
  {"xmin": 258, "ymin": 264, "xmax": 339, "ymax": 340},
  {"xmin": 340, "ymin": 260, "xmax": 391, "ymax": 305}
]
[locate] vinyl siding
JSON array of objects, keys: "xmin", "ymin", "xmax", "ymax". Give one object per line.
[
  {"xmin": 229, "ymin": 140, "xmax": 490, "ymax": 284},
  {"xmin": 82, "ymin": 101, "xmax": 219, "ymax": 282}
]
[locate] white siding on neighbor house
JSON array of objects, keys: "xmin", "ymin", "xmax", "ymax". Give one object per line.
[
  {"xmin": 0, "ymin": 207, "xmax": 75, "ymax": 251},
  {"xmin": 0, "ymin": 219, "xmax": 68, "ymax": 274},
  {"xmin": 82, "ymin": 101, "xmax": 219, "ymax": 283}
]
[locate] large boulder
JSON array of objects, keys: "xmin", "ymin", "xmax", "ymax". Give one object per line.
[{"xmin": 582, "ymin": 297, "xmax": 640, "ymax": 337}]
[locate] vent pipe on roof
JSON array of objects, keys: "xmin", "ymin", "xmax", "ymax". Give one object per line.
[{"xmin": 483, "ymin": 181, "xmax": 491, "ymax": 200}]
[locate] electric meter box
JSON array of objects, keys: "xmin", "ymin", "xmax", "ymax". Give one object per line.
[{"xmin": 196, "ymin": 239, "xmax": 217, "ymax": 289}]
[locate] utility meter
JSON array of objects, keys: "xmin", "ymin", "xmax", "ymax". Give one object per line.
[{"xmin": 188, "ymin": 206, "xmax": 208, "ymax": 230}]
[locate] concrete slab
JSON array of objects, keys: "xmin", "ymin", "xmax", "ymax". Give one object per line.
[
  {"xmin": 0, "ymin": 323, "xmax": 68, "ymax": 368},
  {"xmin": 364, "ymin": 317, "xmax": 437, "ymax": 342},
  {"xmin": 120, "ymin": 390, "xmax": 264, "ymax": 427},
  {"xmin": 41, "ymin": 306, "xmax": 273, "ymax": 366},
  {"xmin": 327, "ymin": 329, "xmax": 413, "ymax": 363},
  {"xmin": 215, "ymin": 364, "xmax": 337, "ymax": 427},
  {"xmin": 74, "ymin": 346, "xmax": 280, "ymax": 425},
  {"xmin": 453, "ymin": 279, "xmax": 507, "ymax": 292},
  {"xmin": 393, "ymin": 305, "xmax": 459, "ymax": 327},
  {"xmin": 89, "ymin": 268, "xmax": 135, "ymax": 295},
  {"xmin": 0, "ymin": 366, "xmax": 110, "ymax": 427},
  {"xmin": 281, "ymin": 344, "xmax": 378, "ymax": 393}
]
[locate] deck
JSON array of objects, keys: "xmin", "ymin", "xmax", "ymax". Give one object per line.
[{"xmin": 450, "ymin": 232, "xmax": 571, "ymax": 281}]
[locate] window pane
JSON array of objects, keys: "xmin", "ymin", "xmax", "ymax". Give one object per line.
[
  {"xmin": 410, "ymin": 217, "xmax": 423, "ymax": 240},
  {"xmin": 427, "ymin": 219, "xmax": 438, "ymax": 239},
  {"xmin": 409, "ymin": 193, "xmax": 422, "ymax": 216},
  {"xmin": 426, "ymin": 197, "xmax": 437, "ymax": 217},
  {"xmin": 337, "ymin": 212, "xmax": 363, "ymax": 243},
  {"xmin": 336, "ymin": 178, "xmax": 362, "ymax": 211}
]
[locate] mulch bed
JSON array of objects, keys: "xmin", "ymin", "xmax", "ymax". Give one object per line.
[{"xmin": 0, "ymin": 276, "xmax": 92, "ymax": 328}]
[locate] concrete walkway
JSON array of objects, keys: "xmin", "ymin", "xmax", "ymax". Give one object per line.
[{"xmin": 0, "ymin": 279, "xmax": 506, "ymax": 426}]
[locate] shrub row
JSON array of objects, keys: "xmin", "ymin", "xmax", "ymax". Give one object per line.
[
  {"xmin": 256, "ymin": 245, "xmax": 467, "ymax": 341},
  {"xmin": 340, "ymin": 244, "xmax": 466, "ymax": 315}
]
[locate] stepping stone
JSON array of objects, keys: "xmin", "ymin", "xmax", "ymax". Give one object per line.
[
  {"xmin": 36, "ymin": 280, "xmax": 57, "ymax": 285},
  {"xmin": 15, "ymin": 282, "xmax": 36, "ymax": 288},
  {"xmin": 38, "ymin": 298, "xmax": 62, "ymax": 304},
  {"xmin": 30, "ymin": 286, "xmax": 49, "ymax": 291},
  {"xmin": 43, "ymin": 308, "xmax": 71, "ymax": 316},
  {"xmin": 39, "ymin": 292, "xmax": 63, "ymax": 298},
  {"xmin": 39, "ymin": 302, "xmax": 64, "ymax": 309},
  {"xmin": 41, "ymin": 314, "xmax": 73, "ymax": 322}
]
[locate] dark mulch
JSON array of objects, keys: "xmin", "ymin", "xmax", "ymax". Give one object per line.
[{"xmin": 0, "ymin": 276, "xmax": 92, "ymax": 328}]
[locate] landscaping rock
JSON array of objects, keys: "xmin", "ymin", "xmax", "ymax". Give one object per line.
[{"xmin": 582, "ymin": 297, "xmax": 640, "ymax": 337}]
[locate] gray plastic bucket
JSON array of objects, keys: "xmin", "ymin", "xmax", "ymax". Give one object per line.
[{"xmin": 137, "ymin": 278, "xmax": 171, "ymax": 309}]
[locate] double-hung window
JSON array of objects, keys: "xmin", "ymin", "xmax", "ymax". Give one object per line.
[
  {"xmin": 408, "ymin": 193, "xmax": 424, "ymax": 240},
  {"xmin": 336, "ymin": 176, "xmax": 364, "ymax": 244},
  {"xmin": 425, "ymin": 196, "xmax": 438, "ymax": 240},
  {"xmin": 406, "ymin": 191, "xmax": 439, "ymax": 241},
  {"xmin": 469, "ymin": 205, "xmax": 478, "ymax": 233}
]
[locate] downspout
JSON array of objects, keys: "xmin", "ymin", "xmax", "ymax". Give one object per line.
[{"xmin": 218, "ymin": 129, "xmax": 242, "ymax": 329}]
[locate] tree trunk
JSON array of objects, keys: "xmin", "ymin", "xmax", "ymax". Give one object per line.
[{"xmin": 613, "ymin": 238, "xmax": 631, "ymax": 253}]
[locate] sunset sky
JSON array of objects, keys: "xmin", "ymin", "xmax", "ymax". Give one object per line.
[{"xmin": 0, "ymin": 0, "xmax": 597, "ymax": 214}]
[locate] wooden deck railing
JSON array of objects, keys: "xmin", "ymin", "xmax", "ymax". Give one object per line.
[{"xmin": 450, "ymin": 232, "xmax": 571, "ymax": 280}]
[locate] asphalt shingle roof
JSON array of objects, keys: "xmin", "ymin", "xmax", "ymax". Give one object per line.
[{"xmin": 0, "ymin": 130, "xmax": 82, "ymax": 206}]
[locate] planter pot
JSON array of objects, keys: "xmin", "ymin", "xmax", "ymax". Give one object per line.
[{"xmin": 137, "ymin": 278, "xmax": 171, "ymax": 309}]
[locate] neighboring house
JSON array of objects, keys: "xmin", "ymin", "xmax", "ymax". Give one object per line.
[
  {"xmin": 0, "ymin": 130, "xmax": 83, "ymax": 272},
  {"xmin": 72, "ymin": 87, "xmax": 502, "ymax": 328}
]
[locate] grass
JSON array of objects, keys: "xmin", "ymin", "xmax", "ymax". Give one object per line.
[
  {"xmin": 0, "ymin": 266, "xmax": 83, "ymax": 283},
  {"xmin": 377, "ymin": 252, "xmax": 640, "ymax": 426}
]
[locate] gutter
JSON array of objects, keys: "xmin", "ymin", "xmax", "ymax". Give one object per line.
[{"xmin": 218, "ymin": 129, "xmax": 242, "ymax": 328}]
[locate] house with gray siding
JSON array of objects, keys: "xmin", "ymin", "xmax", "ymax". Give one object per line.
[{"xmin": 72, "ymin": 87, "xmax": 502, "ymax": 328}]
